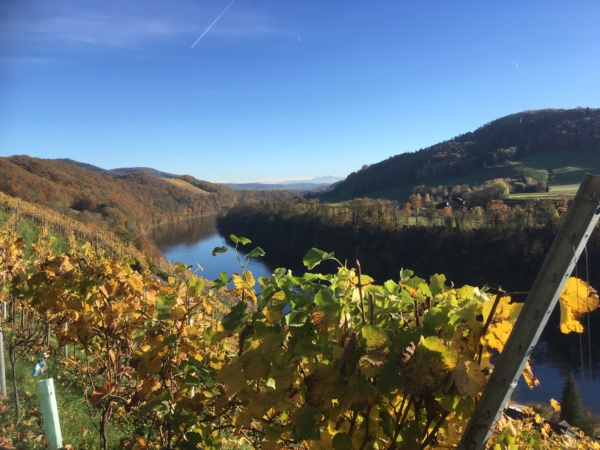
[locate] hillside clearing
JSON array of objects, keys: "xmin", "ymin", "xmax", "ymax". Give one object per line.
[
  {"xmin": 327, "ymin": 152, "xmax": 600, "ymax": 203},
  {"xmin": 161, "ymin": 177, "xmax": 210, "ymax": 195}
]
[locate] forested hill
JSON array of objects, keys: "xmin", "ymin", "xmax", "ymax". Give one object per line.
[
  {"xmin": 0, "ymin": 156, "xmax": 297, "ymax": 242},
  {"xmin": 328, "ymin": 107, "xmax": 600, "ymax": 198}
]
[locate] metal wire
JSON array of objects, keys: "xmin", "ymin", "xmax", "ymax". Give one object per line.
[
  {"xmin": 583, "ymin": 246, "xmax": 595, "ymax": 416},
  {"xmin": 572, "ymin": 244, "xmax": 587, "ymax": 410}
]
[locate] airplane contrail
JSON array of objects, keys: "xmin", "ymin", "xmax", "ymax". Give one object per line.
[{"xmin": 191, "ymin": 0, "xmax": 236, "ymax": 48}]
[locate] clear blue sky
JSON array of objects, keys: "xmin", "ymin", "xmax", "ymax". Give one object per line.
[{"xmin": 1, "ymin": 1, "xmax": 599, "ymax": 183}]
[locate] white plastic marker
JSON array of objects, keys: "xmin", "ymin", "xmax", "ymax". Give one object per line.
[
  {"xmin": 191, "ymin": 0, "xmax": 236, "ymax": 48},
  {"xmin": 38, "ymin": 378, "xmax": 63, "ymax": 450},
  {"xmin": 33, "ymin": 352, "xmax": 48, "ymax": 376}
]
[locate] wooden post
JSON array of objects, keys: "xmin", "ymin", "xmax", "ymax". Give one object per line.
[{"xmin": 458, "ymin": 174, "xmax": 600, "ymax": 450}]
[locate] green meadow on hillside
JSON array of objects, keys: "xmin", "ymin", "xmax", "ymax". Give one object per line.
[{"xmin": 329, "ymin": 151, "xmax": 600, "ymax": 203}]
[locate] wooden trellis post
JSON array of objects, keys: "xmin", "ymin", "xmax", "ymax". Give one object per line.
[{"xmin": 458, "ymin": 173, "xmax": 600, "ymax": 449}]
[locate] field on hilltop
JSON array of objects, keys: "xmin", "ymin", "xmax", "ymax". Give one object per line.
[
  {"xmin": 328, "ymin": 151, "xmax": 600, "ymax": 203},
  {"xmin": 161, "ymin": 177, "xmax": 210, "ymax": 195},
  {"xmin": 326, "ymin": 108, "xmax": 600, "ymax": 202}
]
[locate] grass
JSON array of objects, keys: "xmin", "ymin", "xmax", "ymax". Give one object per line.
[
  {"xmin": 0, "ymin": 213, "xmax": 69, "ymax": 257},
  {"xmin": 161, "ymin": 178, "xmax": 210, "ymax": 195},
  {"xmin": 1, "ymin": 346, "xmax": 133, "ymax": 449}
]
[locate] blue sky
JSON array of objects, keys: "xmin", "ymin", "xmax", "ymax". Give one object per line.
[{"xmin": 1, "ymin": 1, "xmax": 599, "ymax": 183}]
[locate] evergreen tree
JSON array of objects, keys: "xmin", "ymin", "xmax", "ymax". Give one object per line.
[{"xmin": 560, "ymin": 373, "xmax": 584, "ymax": 428}]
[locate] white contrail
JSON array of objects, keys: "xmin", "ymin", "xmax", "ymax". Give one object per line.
[
  {"xmin": 191, "ymin": 0, "xmax": 236, "ymax": 48},
  {"xmin": 510, "ymin": 60, "xmax": 519, "ymax": 68}
]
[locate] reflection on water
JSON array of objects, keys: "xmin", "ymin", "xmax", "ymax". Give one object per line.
[
  {"xmin": 150, "ymin": 216, "xmax": 600, "ymax": 409},
  {"xmin": 149, "ymin": 215, "xmax": 276, "ymax": 284},
  {"xmin": 513, "ymin": 309, "xmax": 600, "ymax": 409}
]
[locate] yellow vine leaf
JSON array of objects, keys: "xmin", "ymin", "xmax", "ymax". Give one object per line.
[
  {"xmin": 481, "ymin": 296, "xmax": 521, "ymax": 352},
  {"xmin": 454, "ymin": 361, "xmax": 485, "ymax": 396},
  {"xmin": 550, "ymin": 398, "xmax": 561, "ymax": 412},
  {"xmin": 558, "ymin": 277, "xmax": 599, "ymax": 334},
  {"xmin": 89, "ymin": 382, "xmax": 114, "ymax": 405},
  {"xmin": 522, "ymin": 359, "xmax": 540, "ymax": 389},
  {"xmin": 232, "ymin": 272, "xmax": 258, "ymax": 304}
]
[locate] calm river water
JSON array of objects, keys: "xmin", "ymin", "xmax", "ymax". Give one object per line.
[{"xmin": 150, "ymin": 215, "xmax": 599, "ymax": 410}]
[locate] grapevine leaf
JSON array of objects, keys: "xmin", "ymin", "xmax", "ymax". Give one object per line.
[
  {"xmin": 239, "ymin": 348, "xmax": 271, "ymax": 380},
  {"xmin": 189, "ymin": 278, "xmax": 204, "ymax": 296},
  {"xmin": 338, "ymin": 373, "xmax": 378, "ymax": 412},
  {"xmin": 211, "ymin": 246, "xmax": 228, "ymax": 256},
  {"xmin": 247, "ymin": 392, "xmax": 275, "ymax": 419},
  {"xmin": 139, "ymin": 388, "xmax": 171, "ymax": 414},
  {"xmin": 400, "ymin": 268, "xmax": 414, "ymax": 282},
  {"xmin": 522, "ymin": 359, "xmax": 540, "ymax": 389},
  {"xmin": 291, "ymin": 406, "xmax": 321, "ymax": 441},
  {"xmin": 221, "ymin": 301, "xmax": 248, "ymax": 331},
  {"xmin": 167, "ymin": 409, "xmax": 198, "ymax": 430},
  {"xmin": 482, "ymin": 296, "xmax": 521, "ymax": 352},
  {"xmin": 550, "ymin": 398, "xmax": 561, "ymax": 412},
  {"xmin": 128, "ymin": 274, "xmax": 144, "ymax": 293},
  {"xmin": 360, "ymin": 325, "xmax": 389, "ymax": 351},
  {"xmin": 453, "ymin": 360, "xmax": 485, "ymax": 396},
  {"xmin": 216, "ymin": 362, "xmax": 247, "ymax": 397},
  {"xmin": 286, "ymin": 309, "xmax": 308, "ymax": 327},
  {"xmin": 304, "ymin": 365, "xmax": 344, "ymax": 409},
  {"xmin": 423, "ymin": 305, "xmax": 454, "ymax": 339},
  {"xmin": 209, "ymin": 271, "xmax": 230, "ymax": 296},
  {"xmin": 294, "ymin": 340, "xmax": 332, "ymax": 358},
  {"xmin": 558, "ymin": 277, "xmax": 599, "ymax": 334},
  {"xmin": 384, "ymin": 279, "xmax": 400, "ymax": 295},
  {"xmin": 156, "ymin": 300, "xmax": 171, "ymax": 320},
  {"xmin": 303, "ymin": 248, "xmax": 334, "ymax": 270},
  {"xmin": 400, "ymin": 336, "xmax": 457, "ymax": 396},
  {"xmin": 332, "ymin": 433, "xmax": 352, "ymax": 450},
  {"xmin": 376, "ymin": 359, "xmax": 403, "ymax": 395},
  {"xmin": 89, "ymin": 382, "xmax": 114, "ymax": 405},
  {"xmin": 429, "ymin": 273, "xmax": 446, "ymax": 298},
  {"xmin": 245, "ymin": 246, "xmax": 265, "ymax": 258},
  {"xmin": 228, "ymin": 234, "xmax": 251, "ymax": 245}
]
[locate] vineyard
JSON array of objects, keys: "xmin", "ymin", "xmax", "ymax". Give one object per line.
[
  {"xmin": 0, "ymin": 192, "xmax": 199, "ymax": 281},
  {"xmin": 1, "ymin": 203, "xmax": 600, "ymax": 448}
]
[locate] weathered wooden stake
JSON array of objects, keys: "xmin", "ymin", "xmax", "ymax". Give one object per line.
[{"xmin": 458, "ymin": 173, "xmax": 600, "ymax": 449}]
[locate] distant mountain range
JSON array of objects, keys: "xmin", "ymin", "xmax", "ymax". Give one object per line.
[
  {"xmin": 224, "ymin": 176, "xmax": 342, "ymax": 191},
  {"xmin": 327, "ymin": 107, "xmax": 600, "ymax": 200}
]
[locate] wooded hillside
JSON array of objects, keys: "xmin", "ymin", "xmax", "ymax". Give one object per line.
[
  {"xmin": 329, "ymin": 107, "xmax": 600, "ymax": 199},
  {"xmin": 0, "ymin": 156, "xmax": 297, "ymax": 242}
]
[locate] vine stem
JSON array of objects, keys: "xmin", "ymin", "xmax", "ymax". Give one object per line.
[
  {"xmin": 356, "ymin": 260, "xmax": 367, "ymax": 325},
  {"xmin": 359, "ymin": 405, "xmax": 373, "ymax": 450},
  {"xmin": 477, "ymin": 289, "xmax": 504, "ymax": 365},
  {"xmin": 420, "ymin": 411, "xmax": 450, "ymax": 449}
]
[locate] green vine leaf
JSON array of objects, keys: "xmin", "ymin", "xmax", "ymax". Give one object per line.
[{"xmin": 303, "ymin": 248, "xmax": 334, "ymax": 270}]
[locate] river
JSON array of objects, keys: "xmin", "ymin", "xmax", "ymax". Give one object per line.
[
  {"xmin": 148, "ymin": 214, "xmax": 276, "ymax": 283},
  {"xmin": 150, "ymin": 215, "xmax": 599, "ymax": 412}
]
